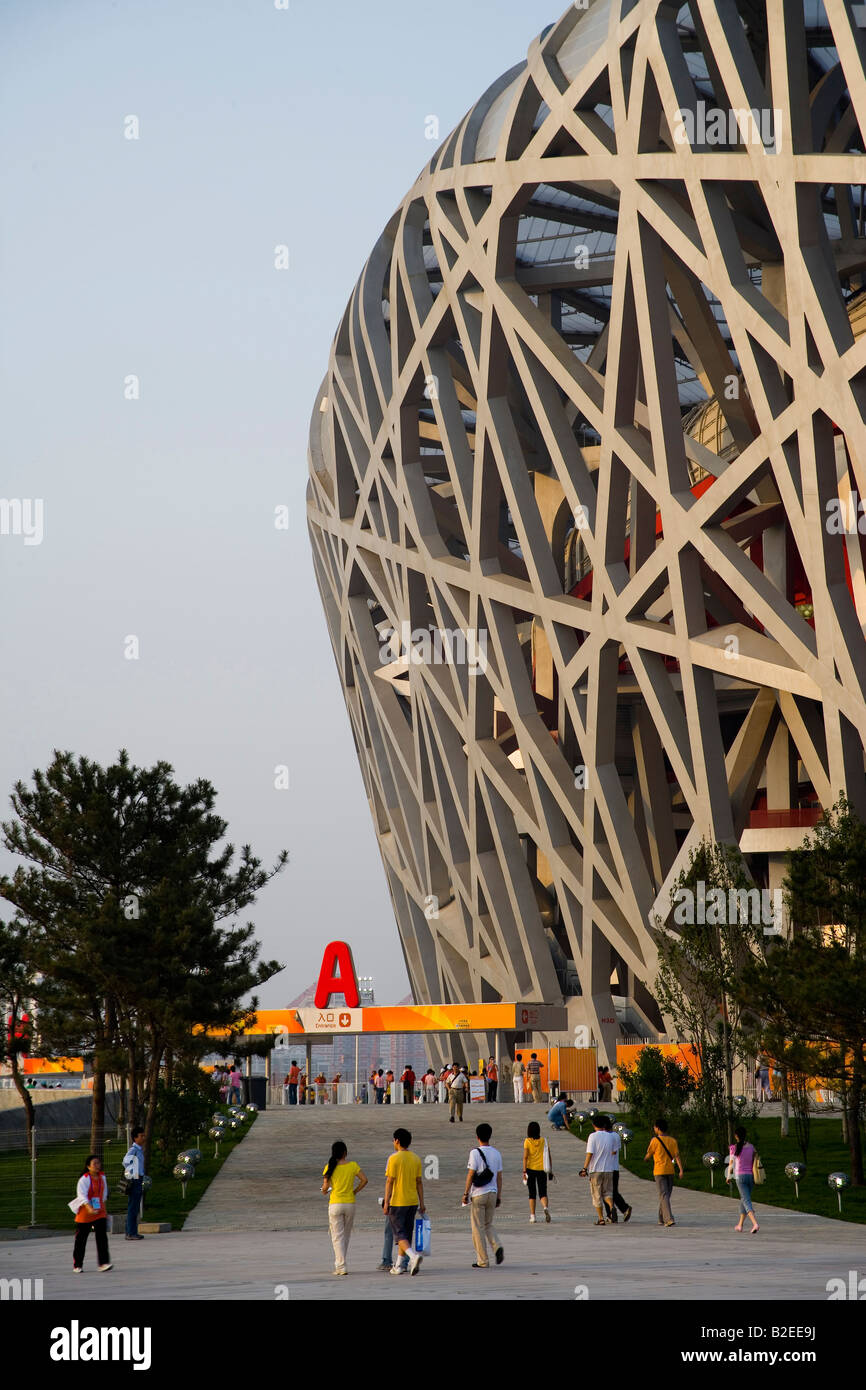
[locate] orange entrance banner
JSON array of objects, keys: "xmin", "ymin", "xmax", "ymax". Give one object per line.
[{"xmin": 206, "ymin": 1004, "xmax": 567, "ymax": 1039}]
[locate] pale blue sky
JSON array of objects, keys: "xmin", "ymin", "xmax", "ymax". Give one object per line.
[{"xmin": 0, "ymin": 0, "xmax": 555, "ymax": 1006}]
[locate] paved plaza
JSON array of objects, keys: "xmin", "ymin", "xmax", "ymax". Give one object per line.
[{"xmin": 1, "ymin": 1103, "xmax": 862, "ymax": 1301}]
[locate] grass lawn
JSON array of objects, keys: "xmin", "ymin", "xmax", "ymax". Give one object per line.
[
  {"xmin": 565, "ymin": 1114, "xmax": 866, "ymax": 1223},
  {"xmin": 0, "ymin": 1110, "xmax": 256, "ymax": 1233}
]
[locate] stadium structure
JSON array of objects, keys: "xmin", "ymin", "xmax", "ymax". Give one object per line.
[{"xmin": 307, "ymin": 0, "xmax": 866, "ymax": 1063}]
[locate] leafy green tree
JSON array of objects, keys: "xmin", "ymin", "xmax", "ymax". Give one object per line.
[
  {"xmin": 152, "ymin": 1064, "xmax": 216, "ymax": 1172},
  {"xmin": 616, "ymin": 1044, "xmax": 695, "ymax": 1131},
  {"xmin": 655, "ymin": 840, "xmax": 765, "ymax": 1150},
  {"xmin": 0, "ymin": 750, "xmax": 286, "ymax": 1158},
  {"xmin": 784, "ymin": 797, "xmax": 866, "ymax": 1184}
]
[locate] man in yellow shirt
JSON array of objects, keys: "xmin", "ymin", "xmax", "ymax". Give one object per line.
[
  {"xmin": 644, "ymin": 1118, "xmax": 684, "ymax": 1227},
  {"xmin": 384, "ymin": 1128, "xmax": 425, "ymax": 1275}
]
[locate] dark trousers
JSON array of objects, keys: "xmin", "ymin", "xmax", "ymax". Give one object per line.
[
  {"xmin": 126, "ymin": 1179, "xmax": 143, "ymax": 1236},
  {"xmin": 73, "ymin": 1218, "xmax": 110, "ymax": 1268},
  {"xmin": 488, "ymin": 1081, "xmax": 498, "ymax": 1103},
  {"xmin": 604, "ymin": 1171, "xmax": 629, "ymax": 1219},
  {"xmin": 287, "ymin": 1084, "xmax": 297, "ymax": 1105},
  {"xmin": 375, "ymin": 1088, "xmax": 384, "ymax": 1104}
]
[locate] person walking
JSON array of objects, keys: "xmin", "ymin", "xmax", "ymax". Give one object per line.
[
  {"xmin": 598, "ymin": 1114, "xmax": 632, "ymax": 1222},
  {"xmin": 522, "ymin": 1120, "xmax": 552, "ymax": 1223},
  {"xmin": 644, "ymin": 1118, "xmax": 683, "ymax": 1227},
  {"xmin": 579, "ymin": 1114, "xmax": 618, "ymax": 1225},
  {"xmin": 321, "ymin": 1140, "xmax": 368, "ymax": 1275},
  {"xmin": 313, "ymin": 1072, "xmax": 327, "ymax": 1105},
  {"xmin": 729, "ymin": 1126, "xmax": 760, "ymax": 1234},
  {"xmin": 287, "ymin": 1060, "xmax": 300, "ymax": 1106},
  {"xmin": 527, "ymin": 1053, "xmax": 543, "ymax": 1103},
  {"xmin": 122, "ymin": 1127, "xmax": 146, "ymax": 1241},
  {"xmin": 71, "ymin": 1155, "xmax": 112, "ymax": 1273},
  {"xmin": 228, "ymin": 1062, "xmax": 243, "ymax": 1105},
  {"xmin": 512, "ymin": 1053, "xmax": 526, "ymax": 1104},
  {"xmin": 384, "ymin": 1069, "xmax": 394, "ymax": 1103},
  {"xmin": 383, "ymin": 1128, "xmax": 424, "ymax": 1275},
  {"xmin": 599, "ymin": 1065, "xmax": 614, "ymax": 1102},
  {"xmin": 422, "ymin": 1067, "xmax": 436, "ymax": 1103},
  {"xmin": 758, "ymin": 1056, "xmax": 771, "ymax": 1103},
  {"xmin": 462, "ymin": 1122, "xmax": 504, "ymax": 1268},
  {"xmin": 448, "ymin": 1065, "xmax": 468, "ymax": 1122},
  {"xmin": 486, "ymin": 1058, "xmax": 498, "ymax": 1104}
]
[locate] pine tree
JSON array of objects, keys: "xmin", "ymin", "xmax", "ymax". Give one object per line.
[{"xmin": 1, "ymin": 749, "xmax": 286, "ymax": 1157}]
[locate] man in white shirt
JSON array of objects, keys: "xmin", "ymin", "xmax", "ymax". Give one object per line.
[
  {"xmin": 461, "ymin": 1123, "xmax": 504, "ymax": 1268},
  {"xmin": 599, "ymin": 1114, "xmax": 632, "ymax": 1223},
  {"xmin": 579, "ymin": 1116, "xmax": 618, "ymax": 1225},
  {"xmin": 448, "ymin": 1065, "xmax": 468, "ymax": 1122}
]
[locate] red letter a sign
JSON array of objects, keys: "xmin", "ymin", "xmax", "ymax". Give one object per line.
[{"xmin": 314, "ymin": 941, "xmax": 360, "ymax": 1008}]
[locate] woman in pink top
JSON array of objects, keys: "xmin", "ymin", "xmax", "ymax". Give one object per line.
[{"xmin": 730, "ymin": 1126, "xmax": 759, "ymax": 1233}]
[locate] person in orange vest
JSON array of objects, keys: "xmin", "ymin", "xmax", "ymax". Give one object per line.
[
  {"xmin": 486, "ymin": 1057, "xmax": 499, "ymax": 1104},
  {"xmin": 71, "ymin": 1154, "xmax": 112, "ymax": 1273},
  {"xmin": 286, "ymin": 1060, "xmax": 300, "ymax": 1106}
]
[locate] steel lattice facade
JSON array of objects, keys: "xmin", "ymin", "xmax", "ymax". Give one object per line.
[{"xmin": 307, "ymin": 0, "xmax": 866, "ymax": 1063}]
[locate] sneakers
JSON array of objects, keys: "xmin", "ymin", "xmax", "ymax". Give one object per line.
[
  {"xmin": 529, "ymin": 1213, "xmax": 537, "ymax": 1223},
  {"xmin": 623, "ymin": 1207, "xmax": 633, "ymax": 1223},
  {"xmin": 124, "ymin": 1235, "xmax": 143, "ymax": 1241},
  {"xmin": 495, "ymin": 1246, "xmax": 504, "ymax": 1264},
  {"xmin": 376, "ymin": 1262, "xmax": 391, "ymax": 1271},
  {"xmin": 544, "ymin": 1208, "xmax": 551, "ymax": 1223},
  {"xmin": 72, "ymin": 1266, "xmax": 82, "ymax": 1274},
  {"xmin": 97, "ymin": 1264, "xmax": 113, "ymax": 1272},
  {"xmin": 408, "ymin": 1250, "xmax": 423, "ymax": 1276}
]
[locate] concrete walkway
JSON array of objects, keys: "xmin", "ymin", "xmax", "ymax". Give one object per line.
[{"xmin": 1, "ymin": 1104, "xmax": 862, "ymax": 1300}]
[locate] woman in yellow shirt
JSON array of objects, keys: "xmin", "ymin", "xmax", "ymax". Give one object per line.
[
  {"xmin": 321, "ymin": 1140, "xmax": 368, "ymax": 1274},
  {"xmin": 522, "ymin": 1121, "xmax": 553, "ymax": 1223}
]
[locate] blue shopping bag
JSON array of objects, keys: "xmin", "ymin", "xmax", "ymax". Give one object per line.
[{"xmin": 413, "ymin": 1215, "xmax": 432, "ymax": 1254}]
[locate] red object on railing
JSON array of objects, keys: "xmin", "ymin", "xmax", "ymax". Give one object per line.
[{"xmin": 747, "ymin": 808, "xmax": 822, "ymax": 829}]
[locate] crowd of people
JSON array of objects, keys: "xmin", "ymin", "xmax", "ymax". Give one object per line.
[{"xmin": 316, "ymin": 1110, "xmax": 767, "ymax": 1274}]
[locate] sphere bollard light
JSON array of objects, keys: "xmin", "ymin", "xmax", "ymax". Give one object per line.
[
  {"xmin": 177, "ymin": 1148, "xmax": 202, "ymax": 1165},
  {"xmin": 141, "ymin": 1174, "xmax": 152, "ymax": 1192},
  {"xmin": 702, "ymin": 1153, "xmax": 723, "ymax": 1189},
  {"xmin": 618, "ymin": 1126, "xmax": 633, "ymax": 1159},
  {"xmin": 228, "ymin": 1117, "xmax": 242, "ymax": 1131},
  {"xmin": 208, "ymin": 1125, "xmax": 226, "ymax": 1158},
  {"xmin": 173, "ymin": 1161, "xmax": 196, "ymax": 1202},
  {"xmin": 828, "ymin": 1172, "xmax": 850, "ymax": 1213},
  {"xmin": 245, "ymin": 1103, "xmax": 258, "ymax": 1113},
  {"xmin": 785, "ymin": 1161, "xmax": 806, "ymax": 1199}
]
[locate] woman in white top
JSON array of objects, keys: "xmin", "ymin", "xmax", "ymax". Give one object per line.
[{"xmin": 71, "ymin": 1154, "xmax": 112, "ymax": 1273}]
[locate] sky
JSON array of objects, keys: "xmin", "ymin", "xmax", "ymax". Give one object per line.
[{"xmin": 0, "ymin": 0, "xmax": 556, "ymax": 1008}]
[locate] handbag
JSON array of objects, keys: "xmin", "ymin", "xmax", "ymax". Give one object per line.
[
  {"xmin": 413, "ymin": 1214, "xmax": 432, "ymax": 1254},
  {"xmin": 725, "ymin": 1153, "xmax": 735, "ymax": 1182},
  {"xmin": 752, "ymin": 1153, "xmax": 766, "ymax": 1185},
  {"xmin": 469, "ymin": 1147, "xmax": 494, "ymax": 1187}
]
